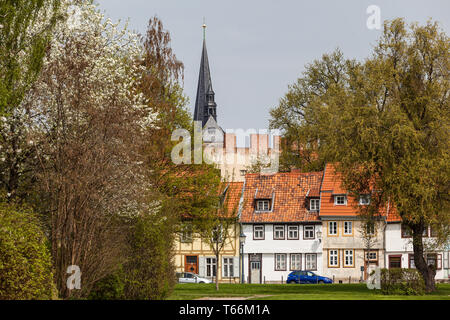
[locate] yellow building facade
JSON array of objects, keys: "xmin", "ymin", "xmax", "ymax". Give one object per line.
[{"xmin": 174, "ymin": 223, "xmax": 241, "ymax": 283}]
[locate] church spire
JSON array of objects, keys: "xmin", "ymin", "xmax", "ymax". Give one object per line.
[{"xmin": 193, "ymin": 22, "xmax": 217, "ymax": 128}]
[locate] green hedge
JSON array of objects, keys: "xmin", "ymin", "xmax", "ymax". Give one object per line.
[
  {"xmin": 0, "ymin": 201, "xmax": 56, "ymax": 299},
  {"xmin": 380, "ymin": 268, "xmax": 425, "ymax": 295}
]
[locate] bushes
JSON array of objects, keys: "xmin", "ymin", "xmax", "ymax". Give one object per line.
[
  {"xmin": 88, "ymin": 267, "xmax": 125, "ymax": 300},
  {"xmin": 0, "ymin": 201, "xmax": 56, "ymax": 299},
  {"xmin": 122, "ymin": 209, "xmax": 177, "ymax": 300},
  {"xmin": 380, "ymin": 268, "xmax": 426, "ymax": 295}
]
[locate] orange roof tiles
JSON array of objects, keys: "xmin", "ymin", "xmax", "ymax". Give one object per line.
[
  {"xmin": 386, "ymin": 204, "xmax": 401, "ymax": 222},
  {"xmin": 239, "ymin": 171, "xmax": 323, "ymax": 223},
  {"xmin": 321, "ymin": 163, "xmax": 347, "ymax": 194},
  {"xmin": 320, "ymin": 164, "xmax": 357, "ymax": 216},
  {"xmin": 221, "ymin": 181, "xmax": 244, "ymax": 218},
  {"xmin": 320, "ymin": 163, "xmax": 395, "ymax": 219}
]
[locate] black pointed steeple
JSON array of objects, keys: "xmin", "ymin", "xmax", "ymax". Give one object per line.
[{"xmin": 193, "ymin": 24, "xmax": 217, "ymax": 128}]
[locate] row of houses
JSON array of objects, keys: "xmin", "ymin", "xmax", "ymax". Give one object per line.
[
  {"xmin": 179, "ymin": 29, "xmax": 449, "ymax": 284},
  {"xmin": 174, "ymin": 163, "xmax": 450, "ymax": 284}
]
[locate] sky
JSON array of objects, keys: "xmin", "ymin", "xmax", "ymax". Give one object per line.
[{"xmin": 95, "ymin": 0, "xmax": 449, "ymax": 133}]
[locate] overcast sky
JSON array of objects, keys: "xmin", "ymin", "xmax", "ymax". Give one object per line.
[{"xmin": 96, "ymin": 0, "xmax": 449, "ymax": 132}]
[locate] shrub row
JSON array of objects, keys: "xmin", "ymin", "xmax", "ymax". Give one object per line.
[{"xmin": 380, "ymin": 268, "xmax": 425, "ymax": 295}]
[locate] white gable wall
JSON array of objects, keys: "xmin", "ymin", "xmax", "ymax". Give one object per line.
[
  {"xmin": 241, "ymin": 223, "xmax": 323, "ymax": 283},
  {"xmin": 385, "ymin": 223, "xmax": 449, "ymax": 280}
]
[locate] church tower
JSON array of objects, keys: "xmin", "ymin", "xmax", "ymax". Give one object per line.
[{"xmin": 193, "ymin": 23, "xmax": 218, "ymax": 128}]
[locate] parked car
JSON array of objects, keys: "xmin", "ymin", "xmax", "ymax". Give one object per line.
[
  {"xmin": 286, "ymin": 271, "xmax": 333, "ymax": 284},
  {"xmin": 176, "ymin": 272, "xmax": 212, "ymax": 284}
]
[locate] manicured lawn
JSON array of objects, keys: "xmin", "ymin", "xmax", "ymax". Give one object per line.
[{"xmin": 168, "ymin": 283, "xmax": 450, "ymax": 300}]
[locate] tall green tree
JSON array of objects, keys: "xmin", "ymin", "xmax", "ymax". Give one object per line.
[
  {"xmin": 0, "ymin": 0, "xmax": 61, "ymax": 115},
  {"xmin": 0, "ymin": 0, "xmax": 61, "ymax": 199},
  {"xmin": 25, "ymin": 1, "xmax": 148, "ymax": 298},
  {"xmin": 270, "ymin": 19, "xmax": 449, "ymax": 292},
  {"xmin": 120, "ymin": 16, "xmax": 222, "ymax": 300},
  {"xmin": 197, "ymin": 183, "xmax": 240, "ymax": 291}
]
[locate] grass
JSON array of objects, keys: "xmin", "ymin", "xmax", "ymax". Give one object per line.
[{"xmin": 167, "ymin": 283, "xmax": 450, "ymax": 300}]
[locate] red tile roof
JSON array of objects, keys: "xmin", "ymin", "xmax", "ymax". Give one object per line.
[
  {"xmin": 222, "ymin": 181, "xmax": 244, "ymax": 218},
  {"xmin": 320, "ymin": 163, "xmax": 396, "ymax": 219},
  {"xmin": 386, "ymin": 204, "xmax": 401, "ymax": 222},
  {"xmin": 239, "ymin": 171, "xmax": 323, "ymax": 223},
  {"xmin": 320, "ymin": 164, "xmax": 358, "ymax": 216}
]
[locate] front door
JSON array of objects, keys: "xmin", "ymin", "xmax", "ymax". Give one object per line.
[
  {"xmin": 185, "ymin": 255, "xmax": 198, "ymax": 274},
  {"xmin": 250, "ymin": 262, "xmax": 261, "ymax": 284}
]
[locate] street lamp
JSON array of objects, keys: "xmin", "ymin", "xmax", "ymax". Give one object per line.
[
  {"xmin": 316, "ymin": 230, "xmax": 322, "ymax": 243},
  {"xmin": 239, "ymin": 229, "xmax": 246, "ymax": 284}
]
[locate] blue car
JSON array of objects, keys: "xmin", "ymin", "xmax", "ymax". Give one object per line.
[{"xmin": 286, "ymin": 271, "xmax": 333, "ymax": 284}]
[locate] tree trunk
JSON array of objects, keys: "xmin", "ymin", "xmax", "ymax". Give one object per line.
[
  {"xmin": 411, "ymin": 223, "xmax": 436, "ymax": 293},
  {"xmin": 215, "ymin": 250, "xmax": 219, "ymax": 291}
]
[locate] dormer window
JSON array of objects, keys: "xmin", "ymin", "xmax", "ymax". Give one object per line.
[
  {"xmin": 359, "ymin": 195, "xmax": 371, "ymax": 205},
  {"xmin": 256, "ymin": 200, "xmax": 270, "ymax": 212},
  {"xmin": 334, "ymin": 195, "xmax": 347, "ymax": 205},
  {"xmin": 309, "ymin": 198, "xmax": 320, "ymax": 211}
]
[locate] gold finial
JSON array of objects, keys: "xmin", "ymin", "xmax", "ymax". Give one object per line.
[{"xmin": 202, "ymin": 17, "xmax": 206, "ymax": 40}]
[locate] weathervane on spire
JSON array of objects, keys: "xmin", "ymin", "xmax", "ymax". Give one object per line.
[{"xmin": 202, "ymin": 17, "xmax": 206, "ymax": 40}]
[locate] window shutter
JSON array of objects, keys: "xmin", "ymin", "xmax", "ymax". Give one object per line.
[
  {"xmin": 233, "ymin": 256, "xmax": 240, "ymax": 278},
  {"xmin": 444, "ymin": 252, "xmax": 449, "ymax": 269},
  {"xmin": 437, "ymin": 254, "xmax": 442, "ymax": 270},
  {"xmin": 221, "ymin": 257, "xmax": 225, "ymax": 278},
  {"xmin": 198, "ymin": 257, "xmax": 206, "ymax": 277}
]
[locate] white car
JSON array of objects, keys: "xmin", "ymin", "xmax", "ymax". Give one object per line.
[{"xmin": 176, "ymin": 272, "xmax": 212, "ymax": 284}]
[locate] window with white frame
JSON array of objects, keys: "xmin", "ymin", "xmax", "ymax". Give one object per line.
[
  {"xmin": 359, "ymin": 194, "xmax": 371, "ymax": 205},
  {"xmin": 287, "ymin": 225, "xmax": 299, "ymax": 239},
  {"xmin": 275, "ymin": 254, "xmax": 287, "ymax": 270},
  {"xmin": 365, "ymin": 222, "xmax": 375, "ymax": 235},
  {"xmin": 304, "ymin": 225, "xmax": 315, "ymax": 239},
  {"xmin": 180, "ymin": 225, "xmax": 193, "ymax": 243},
  {"xmin": 290, "ymin": 253, "xmax": 301, "ymax": 270},
  {"xmin": 366, "ymin": 251, "xmax": 378, "ymax": 261},
  {"xmin": 253, "ymin": 225, "xmax": 264, "ymax": 240},
  {"xmin": 401, "ymin": 224, "xmax": 412, "ymax": 237},
  {"xmin": 328, "ymin": 221, "xmax": 338, "ymax": 235},
  {"xmin": 256, "ymin": 200, "xmax": 270, "ymax": 211},
  {"xmin": 427, "ymin": 254, "xmax": 438, "ymax": 268},
  {"xmin": 344, "ymin": 250, "xmax": 354, "ymax": 267},
  {"xmin": 430, "ymin": 226, "xmax": 438, "ymax": 237},
  {"xmin": 334, "ymin": 195, "xmax": 347, "ymax": 205},
  {"xmin": 426, "ymin": 253, "xmax": 442, "ymax": 269},
  {"xmin": 206, "ymin": 257, "xmax": 217, "ymax": 277},
  {"xmin": 305, "ymin": 253, "xmax": 317, "ymax": 270},
  {"xmin": 310, "ymin": 198, "xmax": 320, "ymax": 211},
  {"xmin": 329, "ymin": 250, "xmax": 339, "ymax": 267},
  {"xmin": 274, "ymin": 225, "xmax": 285, "ymax": 239},
  {"xmin": 212, "ymin": 225, "xmax": 223, "ymax": 243},
  {"xmin": 223, "ymin": 257, "xmax": 234, "ymax": 277},
  {"xmin": 409, "ymin": 254, "xmax": 416, "ymax": 268},
  {"xmin": 343, "ymin": 221, "xmax": 353, "ymax": 235}
]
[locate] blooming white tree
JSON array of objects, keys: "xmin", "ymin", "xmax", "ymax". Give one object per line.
[{"xmin": 23, "ymin": 0, "xmax": 157, "ymax": 298}]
